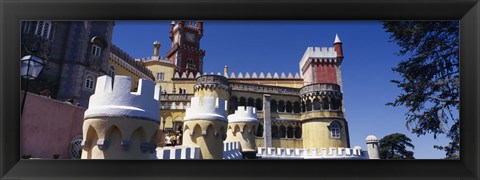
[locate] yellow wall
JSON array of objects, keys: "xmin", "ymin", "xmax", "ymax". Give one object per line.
[
  {"xmin": 255, "ymin": 138, "xmax": 303, "ymax": 149},
  {"xmin": 301, "ymin": 117, "xmax": 349, "ymax": 149},
  {"xmin": 108, "ymin": 54, "xmax": 152, "ymax": 91}
]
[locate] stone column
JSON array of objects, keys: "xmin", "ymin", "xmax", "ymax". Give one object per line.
[{"xmin": 263, "ymin": 94, "xmax": 272, "ymax": 148}]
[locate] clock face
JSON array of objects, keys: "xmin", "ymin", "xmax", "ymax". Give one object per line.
[{"xmin": 186, "ymin": 32, "xmax": 195, "ymax": 42}]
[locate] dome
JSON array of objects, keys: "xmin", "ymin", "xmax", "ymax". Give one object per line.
[{"xmin": 365, "ymin": 135, "xmax": 378, "ymax": 143}]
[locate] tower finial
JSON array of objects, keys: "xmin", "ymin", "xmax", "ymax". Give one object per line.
[{"xmin": 334, "ymin": 33, "xmax": 342, "ymax": 44}]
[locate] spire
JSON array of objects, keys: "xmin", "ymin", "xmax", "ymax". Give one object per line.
[{"xmin": 334, "ymin": 33, "xmax": 342, "ymax": 44}]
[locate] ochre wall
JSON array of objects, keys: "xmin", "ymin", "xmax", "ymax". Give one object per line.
[
  {"xmin": 255, "ymin": 138, "xmax": 303, "ymax": 149},
  {"xmin": 301, "ymin": 117, "xmax": 348, "ymax": 149}
]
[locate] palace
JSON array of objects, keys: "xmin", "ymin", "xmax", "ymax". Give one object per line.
[{"xmin": 20, "ymin": 20, "xmax": 379, "ymax": 159}]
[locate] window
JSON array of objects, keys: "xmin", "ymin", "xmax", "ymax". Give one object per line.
[
  {"xmin": 330, "ymin": 122, "xmax": 341, "ymax": 139},
  {"xmin": 91, "ymin": 44, "xmax": 102, "ymax": 57},
  {"xmin": 108, "ymin": 65, "xmax": 115, "ymax": 77},
  {"xmin": 85, "ymin": 75, "xmax": 95, "ymax": 90},
  {"xmin": 34, "ymin": 21, "xmax": 52, "ymax": 39},
  {"xmin": 156, "ymin": 72, "xmax": 164, "ymax": 81},
  {"xmin": 69, "ymin": 136, "xmax": 83, "ymax": 159},
  {"xmin": 187, "ymin": 58, "xmax": 195, "ymax": 69},
  {"xmin": 22, "ymin": 21, "xmax": 33, "ymax": 33}
]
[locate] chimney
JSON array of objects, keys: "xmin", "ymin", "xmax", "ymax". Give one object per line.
[
  {"xmin": 224, "ymin": 65, "xmax": 228, "ymax": 77},
  {"xmin": 153, "ymin": 41, "xmax": 161, "ymax": 56}
]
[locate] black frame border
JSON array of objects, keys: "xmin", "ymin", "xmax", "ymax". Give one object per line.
[{"xmin": 1, "ymin": 0, "xmax": 479, "ymax": 179}]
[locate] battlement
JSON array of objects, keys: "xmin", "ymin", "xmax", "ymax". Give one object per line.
[
  {"xmin": 226, "ymin": 72, "xmax": 301, "ymax": 79},
  {"xmin": 299, "ymin": 46, "xmax": 339, "ymax": 74},
  {"xmin": 228, "ymin": 106, "xmax": 258, "ymax": 123},
  {"xmin": 84, "ymin": 75, "xmax": 161, "ymax": 122},
  {"xmin": 184, "ymin": 96, "xmax": 228, "ymax": 122},
  {"xmin": 256, "ymin": 146, "xmax": 369, "ymax": 159}
]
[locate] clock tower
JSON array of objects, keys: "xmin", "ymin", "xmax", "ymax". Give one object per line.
[{"xmin": 166, "ymin": 20, "xmax": 205, "ymax": 75}]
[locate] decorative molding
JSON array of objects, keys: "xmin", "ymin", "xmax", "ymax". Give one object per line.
[{"xmin": 230, "ymin": 82, "xmax": 300, "ymax": 96}]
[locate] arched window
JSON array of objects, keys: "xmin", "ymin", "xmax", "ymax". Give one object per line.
[
  {"xmin": 108, "ymin": 65, "xmax": 115, "ymax": 77},
  {"xmin": 306, "ymin": 99, "xmax": 312, "ymax": 111},
  {"xmin": 286, "ymin": 101, "xmax": 292, "ymax": 113},
  {"xmin": 255, "ymin": 98, "xmax": 263, "ymax": 111},
  {"xmin": 329, "ymin": 121, "xmax": 341, "ymax": 139},
  {"xmin": 279, "ymin": 125, "xmax": 286, "ymax": 138},
  {"xmin": 322, "ymin": 97, "xmax": 330, "ymax": 110},
  {"xmin": 270, "ymin": 99, "xmax": 277, "ymax": 112},
  {"xmin": 34, "ymin": 21, "xmax": 52, "ymax": 39},
  {"xmin": 247, "ymin": 97, "xmax": 255, "ymax": 107},
  {"xmin": 331, "ymin": 98, "xmax": 339, "ymax": 110},
  {"xmin": 239, "ymin": 97, "xmax": 247, "ymax": 106},
  {"xmin": 256, "ymin": 124, "xmax": 264, "ymax": 137},
  {"xmin": 293, "ymin": 101, "xmax": 301, "ymax": 113},
  {"xmin": 229, "ymin": 96, "xmax": 238, "ymax": 113},
  {"xmin": 278, "ymin": 100, "xmax": 285, "ymax": 112},
  {"xmin": 271, "ymin": 125, "xmax": 279, "ymax": 139},
  {"xmin": 313, "ymin": 98, "xmax": 321, "ymax": 110},
  {"xmin": 69, "ymin": 135, "xmax": 83, "ymax": 159},
  {"xmin": 85, "ymin": 75, "xmax": 95, "ymax": 90},
  {"xmin": 301, "ymin": 101, "xmax": 306, "ymax": 112},
  {"xmin": 287, "ymin": 126, "xmax": 294, "ymax": 138},
  {"xmin": 294, "ymin": 126, "xmax": 302, "ymax": 139}
]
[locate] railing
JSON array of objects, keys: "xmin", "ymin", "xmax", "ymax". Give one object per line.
[
  {"xmin": 160, "ymin": 94, "xmax": 194, "ymax": 102},
  {"xmin": 300, "ymin": 83, "xmax": 341, "ymax": 95}
]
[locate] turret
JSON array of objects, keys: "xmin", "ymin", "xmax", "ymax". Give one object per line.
[
  {"xmin": 225, "ymin": 106, "xmax": 259, "ymax": 159},
  {"xmin": 81, "ymin": 75, "xmax": 161, "ymax": 159},
  {"xmin": 334, "ymin": 34, "xmax": 343, "ymax": 58},
  {"xmin": 197, "ymin": 21, "xmax": 204, "ymax": 37},
  {"xmin": 366, "ymin": 135, "xmax": 380, "ymax": 159},
  {"xmin": 169, "ymin": 21, "xmax": 175, "ymax": 40},
  {"xmin": 182, "ymin": 75, "xmax": 230, "ymax": 159}
]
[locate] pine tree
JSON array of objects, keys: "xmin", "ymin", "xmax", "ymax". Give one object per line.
[
  {"xmin": 383, "ymin": 21, "xmax": 459, "ymax": 159},
  {"xmin": 379, "ymin": 133, "xmax": 415, "ymax": 159}
]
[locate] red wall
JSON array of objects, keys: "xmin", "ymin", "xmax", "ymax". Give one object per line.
[
  {"xmin": 20, "ymin": 92, "xmax": 86, "ymax": 159},
  {"xmin": 314, "ymin": 62, "xmax": 337, "ymax": 84}
]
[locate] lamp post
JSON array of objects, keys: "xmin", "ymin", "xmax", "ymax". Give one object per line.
[{"xmin": 20, "ymin": 54, "xmax": 45, "ymax": 116}]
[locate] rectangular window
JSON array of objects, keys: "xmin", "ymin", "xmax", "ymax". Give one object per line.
[
  {"xmin": 156, "ymin": 72, "xmax": 165, "ymax": 81},
  {"xmin": 91, "ymin": 45, "xmax": 102, "ymax": 57}
]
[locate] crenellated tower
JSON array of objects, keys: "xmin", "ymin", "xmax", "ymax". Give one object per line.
[
  {"xmin": 81, "ymin": 75, "xmax": 161, "ymax": 159},
  {"xmin": 182, "ymin": 75, "xmax": 230, "ymax": 159},
  {"xmin": 298, "ymin": 34, "xmax": 350, "ymax": 150},
  {"xmin": 225, "ymin": 106, "xmax": 259, "ymax": 159},
  {"xmin": 166, "ymin": 20, "xmax": 205, "ymax": 75}
]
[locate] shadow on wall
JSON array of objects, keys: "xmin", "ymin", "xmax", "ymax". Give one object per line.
[{"xmin": 20, "ymin": 92, "xmax": 86, "ymax": 159}]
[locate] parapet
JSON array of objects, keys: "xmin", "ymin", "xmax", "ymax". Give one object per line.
[
  {"xmin": 84, "ymin": 75, "xmax": 161, "ymax": 122},
  {"xmin": 256, "ymin": 146, "xmax": 368, "ymax": 159},
  {"xmin": 184, "ymin": 96, "xmax": 228, "ymax": 122},
  {"xmin": 228, "ymin": 106, "xmax": 259, "ymax": 123}
]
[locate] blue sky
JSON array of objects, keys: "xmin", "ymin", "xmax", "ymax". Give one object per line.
[{"xmin": 112, "ymin": 20, "xmax": 452, "ymax": 159}]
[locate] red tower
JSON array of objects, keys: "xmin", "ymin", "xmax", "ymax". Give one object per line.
[
  {"xmin": 165, "ymin": 20, "xmax": 205, "ymax": 75},
  {"xmin": 299, "ymin": 34, "xmax": 344, "ymax": 86}
]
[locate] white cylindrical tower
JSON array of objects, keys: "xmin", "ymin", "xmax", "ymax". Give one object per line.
[
  {"xmin": 226, "ymin": 106, "xmax": 259, "ymax": 159},
  {"xmin": 81, "ymin": 75, "xmax": 161, "ymax": 159},
  {"xmin": 366, "ymin": 135, "xmax": 380, "ymax": 159}
]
